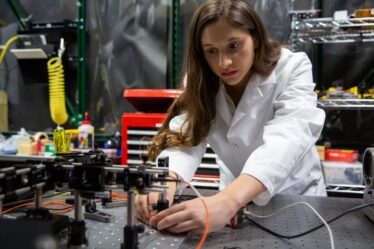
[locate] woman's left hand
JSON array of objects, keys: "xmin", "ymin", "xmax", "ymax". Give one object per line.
[{"xmin": 149, "ymin": 193, "xmax": 237, "ymax": 233}]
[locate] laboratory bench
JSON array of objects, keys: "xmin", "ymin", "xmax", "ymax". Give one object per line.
[
  {"xmin": 1, "ymin": 154, "xmax": 373, "ymax": 249},
  {"xmin": 180, "ymin": 193, "xmax": 374, "ymax": 249},
  {"xmin": 61, "ymin": 191, "xmax": 374, "ymax": 249},
  {"xmin": 22, "ymin": 191, "xmax": 374, "ymax": 249}
]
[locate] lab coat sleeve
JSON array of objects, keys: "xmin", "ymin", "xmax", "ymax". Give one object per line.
[
  {"xmin": 156, "ymin": 113, "xmax": 207, "ymax": 182},
  {"xmin": 242, "ymin": 52, "xmax": 325, "ymax": 205}
]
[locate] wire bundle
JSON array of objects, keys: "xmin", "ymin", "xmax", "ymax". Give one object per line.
[
  {"xmin": 112, "ymin": 192, "xmax": 127, "ymax": 201},
  {"xmin": 0, "ymin": 36, "xmax": 19, "ymax": 64}
]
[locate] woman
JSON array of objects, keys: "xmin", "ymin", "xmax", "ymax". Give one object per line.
[{"xmin": 136, "ymin": 0, "xmax": 326, "ymax": 233}]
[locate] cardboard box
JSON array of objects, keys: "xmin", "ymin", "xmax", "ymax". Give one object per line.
[
  {"xmin": 325, "ymin": 149, "xmax": 358, "ymax": 162},
  {"xmin": 316, "ymin": 145, "xmax": 325, "ymax": 161}
]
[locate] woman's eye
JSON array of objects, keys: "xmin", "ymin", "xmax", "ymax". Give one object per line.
[
  {"xmin": 206, "ymin": 48, "xmax": 217, "ymax": 54},
  {"xmin": 229, "ymin": 42, "xmax": 240, "ymax": 50}
]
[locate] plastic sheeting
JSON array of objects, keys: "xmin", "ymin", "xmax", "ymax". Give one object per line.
[
  {"xmin": 0, "ymin": 0, "xmax": 76, "ymax": 131},
  {"xmin": 0, "ymin": 0, "xmax": 170, "ymax": 132}
]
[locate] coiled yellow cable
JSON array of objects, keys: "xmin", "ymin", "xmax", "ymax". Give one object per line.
[
  {"xmin": 0, "ymin": 35, "xmax": 19, "ymax": 64},
  {"xmin": 47, "ymin": 57, "xmax": 68, "ymax": 125}
]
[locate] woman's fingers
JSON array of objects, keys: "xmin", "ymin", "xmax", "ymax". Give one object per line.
[
  {"xmin": 166, "ymin": 188, "xmax": 176, "ymax": 206},
  {"xmin": 137, "ymin": 194, "xmax": 150, "ymax": 220},
  {"xmin": 149, "ymin": 202, "xmax": 186, "ymax": 226},
  {"xmin": 135, "ymin": 210, "xmax": 147, "ymax": 223},
  {"xmin": 149, "ymin": 193, "xmax": 236, "ymax": 234},
  {"xmin": 157, "ymin": 205, "xmax": 199, "ymax": 230},
  {"xmin": 151, "ymin": 199, "xmax": 208, "ymax": 232},
  {"xmin": 148, "ymin": 192, "xmax": 160, "ymax": 207},
  {"xmin": 146, "ymin": 192, "xmax": 160, "ymax": 219},
  {"xmin": 135, "ymin": 192, "xmax": 161, "ymax": 222},
  {"xmin": 156, "ymin": 208, "xmax": 191, "ymax": 230},
  {"xmin": 166, "ymin": 220, "xmax": 198, "ymax": 233}
]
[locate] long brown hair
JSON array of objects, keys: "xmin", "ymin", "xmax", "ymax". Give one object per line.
[{"xmin": 147, "ymin": 0, "xmax": 281, "ymax": 161}]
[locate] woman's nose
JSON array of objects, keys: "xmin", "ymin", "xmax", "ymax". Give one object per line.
[{"xmin": 218, "ymin": 53, "xmax": 232, "ymax": 69}]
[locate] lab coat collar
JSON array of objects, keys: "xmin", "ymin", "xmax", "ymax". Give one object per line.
[
  {"xmin": 216, "ymin": 70, "xmax": 277, "ymax": 127},
  {"xmin": 216, "ymin": 84, "xmax": 233, "ymax": 125}
]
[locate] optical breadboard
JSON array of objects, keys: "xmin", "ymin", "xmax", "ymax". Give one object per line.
[{"xmin": 180, "ymin": 192, "xmax": 374, "ymax": 249}]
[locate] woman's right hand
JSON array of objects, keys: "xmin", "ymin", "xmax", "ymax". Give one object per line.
[
  {"xmin": 135, "ymin": 192, "xmax": 160, "ymax": 223},
  {"xmin": 135, "ymin": 173, "xmax": 178, "ymax": 223}
]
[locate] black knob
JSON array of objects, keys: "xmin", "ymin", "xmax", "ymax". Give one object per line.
[{"xmin": 137, "ymin": 224, "xmax": 145, "ymax": 233}]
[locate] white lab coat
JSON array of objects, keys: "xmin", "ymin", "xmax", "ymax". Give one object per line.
[{"xmin": 158, "ymin": 48, "xmax": 326, "ymax": 205}]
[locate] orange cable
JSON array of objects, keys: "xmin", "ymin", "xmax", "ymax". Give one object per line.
[
  {"xmin": 181, "ymin": 179, "xmax": 210, "ymax": 249},
  {"xmin": 112, "ymin": 197, "xmax": 127, "ymax": 201},
  {"xmin": 1, "ymin": 202, "xmax": 34, "ymax": 214},
  {"xmin": 50, "ymin": 207, "xmax": 74, "ymax": 214},
  {"xmin": 112, "ymin": 192, "xmax": 127, "ymax": 198},
  {"xmin": 162, "ymin": 175, "xmax": 210, "ymax": 248},
  {"xmin": 2, "ymin": 200, "xmax": 72, "ymax": 215},
  {"xmin": 112, "ymin": 192, "xmax": 125, "ymax": 196},
  {"xmin": 42, "ymin": 200, "xmax": 69, "ymax": 205}
]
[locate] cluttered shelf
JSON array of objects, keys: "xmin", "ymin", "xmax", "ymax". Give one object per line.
[{"xmin": 290, "ymin": 10, "xmax": 374, "ymax": 109}]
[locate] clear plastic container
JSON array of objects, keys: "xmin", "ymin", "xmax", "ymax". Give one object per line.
[{"xmin": 322, "ymin": 161, "xmax": 363, "ymax": 185}]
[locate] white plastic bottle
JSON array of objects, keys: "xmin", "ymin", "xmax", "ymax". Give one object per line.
[{"xmin": 78, "ymin": 112, "xmax": 94, "ymax": 149}]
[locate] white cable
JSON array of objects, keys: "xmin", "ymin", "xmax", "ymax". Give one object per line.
[
  {"xmin": 244, "ymin": 201, "xmax": 335, "ymax": 249},
  {"xmin": 186, "ymin": 181, "xmax": 204, "ymax": 199}
]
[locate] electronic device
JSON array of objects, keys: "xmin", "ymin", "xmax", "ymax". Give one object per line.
[{"xmin": 363, "ymin": 147, "xmax": 374, "ymax": 222}]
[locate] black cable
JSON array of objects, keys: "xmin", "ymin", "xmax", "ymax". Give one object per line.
[
  {"xmin": 3, "ymin": 190, "xmax": 72, "ymax": 208},
  {"xmin": 173, "ymin": 194, "xmax": 197, "ymax": 204},
  {"xmin": 151, "ymin": 177, "xmax": 180, "ymax": 183},
  {"xmin": 245, "ymin": 202, "xmax": 374, "ymax": 239}
]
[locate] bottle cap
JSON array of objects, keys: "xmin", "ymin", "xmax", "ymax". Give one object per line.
[{"xmin": 81, "ymin": 112, "xmax": 92, "ymax": 125}]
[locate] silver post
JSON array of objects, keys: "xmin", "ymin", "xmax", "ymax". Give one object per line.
[
  {"xmin": 127, "ymin": 189, "xmax": 135, "ymax": 226},
  {"xmin": 0, "ymin": 198, "xmax": 3, "ymax": 217},
  {"xmin": 34, "ymin": 187, "xmax": 42, "ymax": 209},
  {"xmin": 74, "ymin": 191, "xmax": 83, "ymax": 221}
]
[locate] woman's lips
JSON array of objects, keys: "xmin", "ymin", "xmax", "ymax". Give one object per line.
[{"xmin": 221, "ymin": 70, "xmax": 237, "ymax": 77}]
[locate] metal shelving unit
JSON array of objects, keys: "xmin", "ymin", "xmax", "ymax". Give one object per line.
[
  {"xmin": 326, "ymin": 184, "xmax": 365, "ymax": 198},
  {"xmin": 290, "ymin": 13, "xmax": 374, "ymax": 50},
  {"xmin": 318, "ymin": 99, "xmax": 374, "ymax": 109},
  {"xmin": 290, "ymin": 9, "xmax": 373, "ymax": 197}
]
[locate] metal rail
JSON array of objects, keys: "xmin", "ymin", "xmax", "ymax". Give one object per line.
[{"xmin": 317, "ymin": 99, "xmax": 374, "ymax": 110}]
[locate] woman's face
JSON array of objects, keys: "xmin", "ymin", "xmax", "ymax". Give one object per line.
[{"xmin": 201, "ymin": 18, "xmax": 256, "ymax": 89}]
